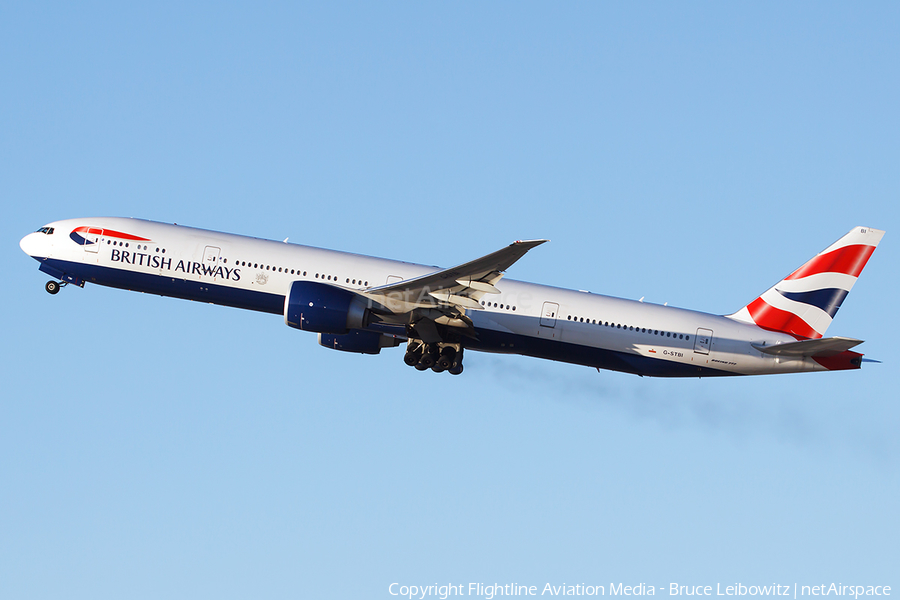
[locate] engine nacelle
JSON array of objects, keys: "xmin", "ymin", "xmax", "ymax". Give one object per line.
[
  {"xmin": 318, "ymin": 330, "xmax": 401, "ymax": 355},
  {"xmin": 284, "ymin": 281, "xmax": 368, "ymax": 334}
]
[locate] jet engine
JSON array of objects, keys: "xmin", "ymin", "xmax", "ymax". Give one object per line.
[
  {"xmin": 284, "ymin": 281, "xmax": 369, "ymax": 334},
  {"xmin": 318, "ymin": 330, "xmax": 401, "ymax": 354}
]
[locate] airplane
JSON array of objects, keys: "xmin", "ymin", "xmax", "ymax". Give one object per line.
[{"xmin": 20, "ymin": 218, "xmax": 884, "ymax": 377}]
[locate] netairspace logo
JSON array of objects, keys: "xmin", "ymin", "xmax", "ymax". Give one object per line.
[
  {"xmin": 387, "ymin": 583, "xmax": 892, "ymax": 600},
  {"xmin": 669, "ymin": 584, "xmax": 892, "ymax": 599}
]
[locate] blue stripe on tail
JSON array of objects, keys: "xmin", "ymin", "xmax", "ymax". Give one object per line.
[{"xmin": 776, "ymin": 288, "xmax": 849, "ymax": 317}]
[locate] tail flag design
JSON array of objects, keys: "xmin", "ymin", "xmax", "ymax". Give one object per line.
[{"xmin": 728, "ymin": 226, "xmax": 885, "ymax": 339}]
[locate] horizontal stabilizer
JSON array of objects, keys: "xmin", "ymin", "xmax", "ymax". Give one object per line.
[{"xmin": 752, "ymin": 336, "xmax": 863, "ymax": 357}]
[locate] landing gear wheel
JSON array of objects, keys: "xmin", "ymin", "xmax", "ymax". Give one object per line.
[
  {"xmin": 448, "ymin": 348, "xmax": 464, "ymax": 375},
  {"xmin": 435, "ymin": 347, "xmax": 456, "ymax": 372},
  {"xmin": 417, "ymin": 352, "xmax": 436, "ymax": 370},
  {"xmin": 404, "ymin": 350, "xmax": 422, "ymax": 366},
  {"xmin": 405, "ymin": 339, "xmax": 465, "ymax": 375},
  {"xmin": 417, "ymin": 344, "xmax": 438, "ymax": 370},
  {"xmin": 45, "ymin": 281, "xmax": 60, "ymax": 295}
]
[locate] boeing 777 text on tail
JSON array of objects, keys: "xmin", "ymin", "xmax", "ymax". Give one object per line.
[{"xmin": 20, "ymin": 219, "xmax": 884, "ymax": 377}]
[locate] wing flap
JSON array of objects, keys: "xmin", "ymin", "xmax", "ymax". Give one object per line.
[
  {"xmin": 456, "ymin": 278, "xmax": 501, "ymax": 294},
  {"xmin": 429, "ymin": 291, "xmax": 483, "ymax": 310}
]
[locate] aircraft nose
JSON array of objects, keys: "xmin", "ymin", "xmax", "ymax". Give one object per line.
[{"xmin": 19, "ymin": 232, "xmax": 43, "ymax": 258}]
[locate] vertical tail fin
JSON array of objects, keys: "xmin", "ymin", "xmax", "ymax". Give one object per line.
[{"xmin": 727, "ymin": 226, "xmax": 885, "ymax": 339}]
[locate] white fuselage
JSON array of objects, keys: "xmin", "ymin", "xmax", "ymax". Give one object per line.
[{"xmin": 20, "ymin": 217, "xmax": 839, "ymax": 377}]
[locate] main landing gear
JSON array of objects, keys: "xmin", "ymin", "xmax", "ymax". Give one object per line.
[
  {"xmin": 404, "ymin": 340, "xmax": 464, "ymax": 375},
  {"xmin": 45, "ymin": 280, "xmax": 63, "ymax": 295}
]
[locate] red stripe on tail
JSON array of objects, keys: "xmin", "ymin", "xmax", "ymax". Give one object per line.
[
  {"xmin": 786, "ymin": 244, "xmax": 876, "ymax": 280},
  {"xmin": 746, "ymin": 297, "xmax": 821, "ymax": 339}
]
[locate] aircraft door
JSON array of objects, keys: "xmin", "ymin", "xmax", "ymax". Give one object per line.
[
  {"xmin": 83, "ymin": 228, "xmax": 103, "ymax": 253},
  {"xmin": 540, "ymin": 302, "xmax": 559, "ymax": 327},
  {"xmin": 694, "ymin": 328, "xmax": 713, "ymax": 354},
  {"xmin": 202, "ymin": 246, "xmax": 221, "ymax": 280}
]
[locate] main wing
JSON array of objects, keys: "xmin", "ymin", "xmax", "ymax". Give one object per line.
[{"xmin": 361, "ymin": 239, "xmax": 547, "ymax": 331}]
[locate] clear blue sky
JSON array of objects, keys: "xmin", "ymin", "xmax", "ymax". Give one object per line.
[{"xmin": 2, "ymin": 3, "xmax": 898, "ymax": 598}]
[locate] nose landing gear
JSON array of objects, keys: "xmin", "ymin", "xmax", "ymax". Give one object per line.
[{"xmin": 42, "ymin": 272, "xmax": 82, "ymax": 295}]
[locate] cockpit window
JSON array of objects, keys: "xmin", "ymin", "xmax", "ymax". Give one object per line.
[{"xmin": 36, "ymin": 227, "xmax": 55, "ymax": 235}]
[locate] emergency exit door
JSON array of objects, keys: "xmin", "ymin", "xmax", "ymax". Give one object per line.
[
  {"xmin": 202, "ymin": 246, "xmax": 221, "ymax": 279},
  {"xmin": 540, "ymin": 302, "xmax": 559, "ymax": 327},
  {"xmin": 83, "ymin": 228, "xmax": 103, "ymax": 253},
  {"xmin": 694, "ymin": 328, "xmax": 713, "ymax": 354}
]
